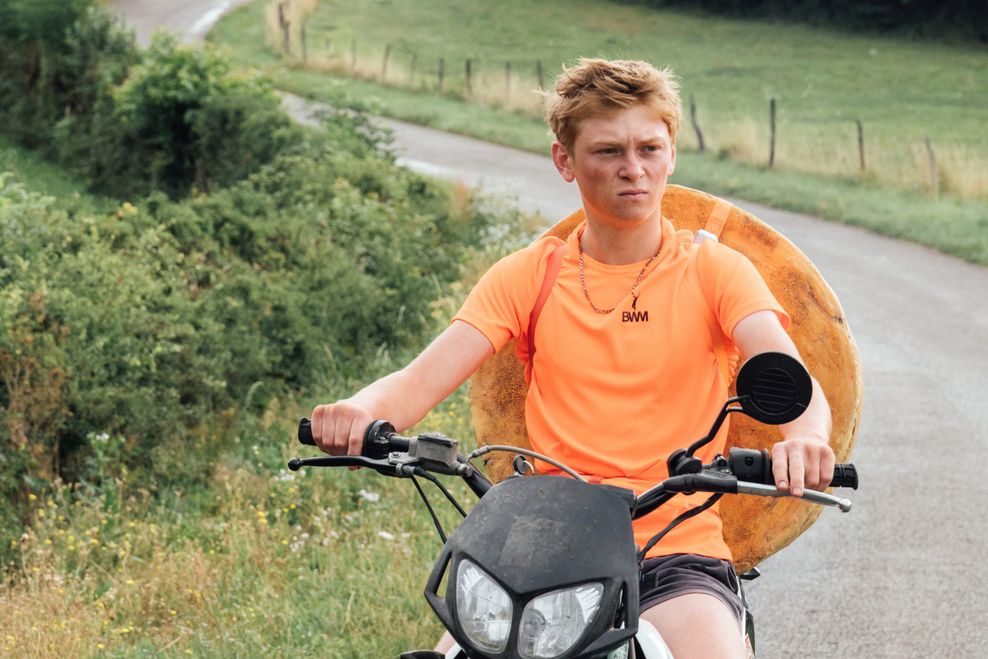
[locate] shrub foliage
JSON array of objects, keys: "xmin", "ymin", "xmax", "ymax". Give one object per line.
[
  {"xmin": 0, "ymin": 1, "xmax": 505, "ymax": 560},
  {"xmin": 0, "ymin": 1, "xmax": 301, "ymax": 198}
]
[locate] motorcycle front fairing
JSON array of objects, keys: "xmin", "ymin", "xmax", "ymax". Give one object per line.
[{"xmin": 424, "ymin": 475, "xmax": 640, "ymax": 658}]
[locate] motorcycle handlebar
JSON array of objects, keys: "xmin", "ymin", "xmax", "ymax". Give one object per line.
[{"xmin": 296, "ymin": 419, "xmax": 858, "ymax": 490}]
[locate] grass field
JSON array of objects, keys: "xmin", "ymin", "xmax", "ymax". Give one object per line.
[
  {"xmin": 253, "ymin": 0, "xmax": 988, "ymax": 200},
  {"xmin": 208, "ymin": 0, "xmax": 988, "ymax": 265},
  {"xmin": 0, "ymin": 137, "xmax": 116, "ymax": 215}
]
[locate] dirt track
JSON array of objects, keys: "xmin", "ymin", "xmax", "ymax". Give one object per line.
[{"xmin": 108, "ymin": 2, "xmax": 988, "ymax": 656}]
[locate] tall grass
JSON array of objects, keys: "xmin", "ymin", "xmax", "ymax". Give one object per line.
[{"xmin": 0, "ymin": 389, "xmax": 484, "ymax": 657}]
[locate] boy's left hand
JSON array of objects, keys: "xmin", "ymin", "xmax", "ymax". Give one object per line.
[{"xmin": 771, "ymin": 437, "xmax": 835, "ymax": 497}]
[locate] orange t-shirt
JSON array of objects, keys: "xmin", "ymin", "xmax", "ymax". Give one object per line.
[{"xmin": 454, "ymin": 214, "xmax": 789, "ymax": 560}]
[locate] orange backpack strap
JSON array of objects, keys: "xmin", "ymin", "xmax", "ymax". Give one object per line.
[
  {"xmin": 695, "ymin": 198, "xmax": 732, "ymax": 243},
  {"xmin": 525, "ymin": 242, "xmax": 569, "ymax": 383},
  {"xmin": 692, "ymin": 199, "xmax": 737, "ymax": 384}
]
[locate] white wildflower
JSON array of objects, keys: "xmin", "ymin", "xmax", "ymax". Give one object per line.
[
  {"xmin": 357, "ymin": 489, "xmax": 380, "ymax": 503},
  {"xmin": 274, "ymin": 469, "xmax": 296, "ymax": 482}
]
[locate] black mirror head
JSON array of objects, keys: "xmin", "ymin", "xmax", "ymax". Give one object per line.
[{"xmin": 735, "ymin": 352, "xmax": 813, "ymax": 425}]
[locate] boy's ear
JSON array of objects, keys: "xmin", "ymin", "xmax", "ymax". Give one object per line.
[{"xmin": 551, "ymin": 141, "xmax": 576, "ymax": 183}]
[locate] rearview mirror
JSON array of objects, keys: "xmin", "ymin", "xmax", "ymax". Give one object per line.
[{"xmin": 735, "ymin": 352, "xmax": 812, "ymax": 425}]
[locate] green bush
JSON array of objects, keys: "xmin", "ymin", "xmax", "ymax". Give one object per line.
[
  {"xmin": 0, "ymin": 1, "xmax": 513, "ymax": 571},
  {"xmin": 0, "ymin": 178, "xmax": 228, "ymax": 484},
  {"xmin": 2, "ymin": 3, "xmax": 301, "ymax": 198},
  {"xmin": 112, "ymin": 34, "xmax": 289, "ymax": 196},
  {"xmin": 0, "ymin": 105, "xmax": 504, "ymax": 559},
  {"xmin": 0, "ymin": 0, "xmax": 93, "ymax": 145}
]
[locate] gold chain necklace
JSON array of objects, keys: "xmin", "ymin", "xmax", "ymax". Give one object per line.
[{"xmin": 578, "ymin": 240, "xmax": 659, "ymax": 315}]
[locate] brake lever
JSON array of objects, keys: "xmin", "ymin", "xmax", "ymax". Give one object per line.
[
  {"xmin": 736, "ymin": 481, "xmax": 852, "ymax": 512},
  {"xmin": 287, "ymin": 455, "xmax": 401, "ymax": 477}
]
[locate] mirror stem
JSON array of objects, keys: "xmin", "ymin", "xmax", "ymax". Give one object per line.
[{"xmin": 686, "ymin": 398, "xmax": 745, "ymax": 457}]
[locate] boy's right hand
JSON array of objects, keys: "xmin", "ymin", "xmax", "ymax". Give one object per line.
[{"xmin": 309, "ymin": 402, "xmax": 374, "ymax": 457}]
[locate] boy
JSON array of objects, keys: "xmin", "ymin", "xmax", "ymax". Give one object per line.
[{"xmin": 310, "ymin": 58, "xmax": 834, "ymax": 657}]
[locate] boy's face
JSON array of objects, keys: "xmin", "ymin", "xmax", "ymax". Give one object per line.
[{"xmin": 552, "ymin": 104, "xmax": 676, "ymax": 229}]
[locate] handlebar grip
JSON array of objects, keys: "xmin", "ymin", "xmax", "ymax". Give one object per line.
[
  {"xmin": 297, "ymin": 418, "xmax": 403, "ymax": 460},
  {"xmin": 830, "ymin": 463, "xmax": 859, "ymax": 490}
]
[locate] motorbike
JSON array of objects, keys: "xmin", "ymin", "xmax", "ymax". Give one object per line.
[{"xmin": 288, "ymin": 352, "xmax": 858, "ymax": 658}]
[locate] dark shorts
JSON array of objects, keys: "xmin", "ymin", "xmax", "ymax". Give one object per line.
[{"xmin": 639, "ymin": 554, "xmax": 745, "ymax": 625}]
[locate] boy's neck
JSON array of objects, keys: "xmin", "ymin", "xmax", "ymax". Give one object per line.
[{"xmin": 580, "ymin": 214, "xmax": 664, "ymax": 265}]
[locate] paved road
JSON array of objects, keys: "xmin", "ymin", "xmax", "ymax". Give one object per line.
[{"xmin": 109, "ymin": 2, "xmax": 988, "ymax": 656}]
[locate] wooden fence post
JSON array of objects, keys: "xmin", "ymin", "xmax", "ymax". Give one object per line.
[
  {"xmin": 409, "ymin": 52, "xmax": 417, "ymax": 85},
  {"xmin": 856, "ymin": 119, "xmax": 865, "ymax": 173},
  {"xmin": 350, "ymin": 38, "xmax": 356, "ymax": 69},
  {"xmin": 465, "ymin": 58, "xmax": 473, "ymax": 95},
  {"xmin": 300, "ymin": 23, "xmax": 307, "ymax": 63},
  {"xmin": 438, "ymin": 57, "xmax": 445, "ymax": 90},
  {"xmin": 689, "ymin": 95, "xmax": 705, "ymax": 153},
  {"xmin": 536, "ymin": 60, "xmax": 544, "ymax": 90},
  {"xmin": 925, "ymin": 137, "xmax": 939, "ymax": 198},
  {"xmin": 278, "ymin": 3, "xmax": 290, "ymax": 55},
  {"xmin": 381, "ymin": 44, "xmax": 391, "ymax": 80},
  {"xmin": 505, "ymin": 61, "xmax": 512, "ymax": 94},
  {"xmin": 768, "ymin": 98, "xmax": 777, "ymax": 169}
]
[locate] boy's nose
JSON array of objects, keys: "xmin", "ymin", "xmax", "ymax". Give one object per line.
[{"xmin": 619, "ymin": 156, "xmax": 645, "ymax": 180}]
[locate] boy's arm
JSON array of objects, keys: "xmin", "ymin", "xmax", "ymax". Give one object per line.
[
  {"xmin": 732, "ymin": 310, "xmax": 835, "ymax": 496},
  {"xmin": 310, "ymin": 320, "xmax": 494, "ymax": 456}
]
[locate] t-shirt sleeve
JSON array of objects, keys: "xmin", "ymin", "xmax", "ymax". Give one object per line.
[
  {"xmin": 452, "ymin": 243, "xmax": 546, "ymax": 353},
  {"xmin": 700, "ymin": 242, "xmax": 791, "ymax": 337}
]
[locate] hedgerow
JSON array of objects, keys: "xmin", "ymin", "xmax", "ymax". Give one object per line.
[{"xmin": 0, "ymin": 2, "xmax": 512, "ymax": 563}]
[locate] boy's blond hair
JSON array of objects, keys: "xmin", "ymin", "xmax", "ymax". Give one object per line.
[{"xmin": 545, "ymin": 58, "xmax": 681, "ymax": 151}]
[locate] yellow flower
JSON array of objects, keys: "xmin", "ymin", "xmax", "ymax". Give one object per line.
[
  {"xmin": 97, "ymin": 643, "xmax": 105, "ymax": 650},
  {"xmin": 28, "ymin": 493, "xmax": 37, "ymax": 501}
]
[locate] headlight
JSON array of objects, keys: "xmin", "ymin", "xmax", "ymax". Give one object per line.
[
  {"xmin": 517, "ymin": 582, "xmax": 604, "ymax": 658},
  {"xmin": 455, "ymin": 559, "xmax": 512, "ymax": 653}
]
